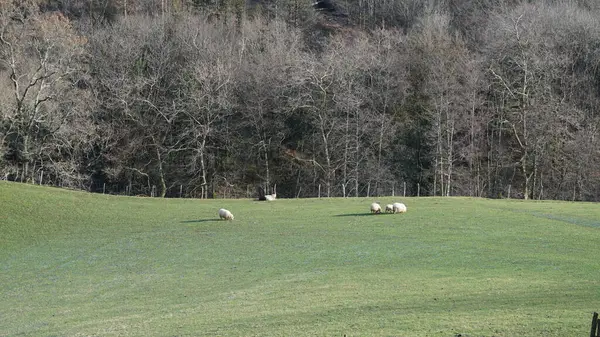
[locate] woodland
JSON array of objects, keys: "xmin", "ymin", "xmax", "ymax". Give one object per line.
[{"xmin": 1, "ymin": 0, "xmax": 600, "ymax": 200}]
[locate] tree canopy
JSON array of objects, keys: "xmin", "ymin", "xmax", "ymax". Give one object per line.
[{"xmin": 1, "ymin": 0, "xmax": 599, "ymax": 200}]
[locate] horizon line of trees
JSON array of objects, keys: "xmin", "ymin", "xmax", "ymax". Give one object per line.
[{"xmin": 1, "ymin": 0, "xmax": 600, "ymax": 200}]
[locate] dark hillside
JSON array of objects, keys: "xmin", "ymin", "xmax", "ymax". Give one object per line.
[{"xmin": 1, "ymin": 0, "xmax": 599, "ymax": 200}]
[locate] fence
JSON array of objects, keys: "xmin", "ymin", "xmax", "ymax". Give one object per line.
[
  {"xmin": 2, "ymin": 177, "xmax": 438, "ymax": 199},
  {"xmin": 86, "ymin": 181, "xmax": 423, "ymax": 199},
  {"xmin": 4, "ymin": 176, "xmax": 493, "ymax": 199},
  {"xmin": 591, "ymin": 312, "xmax": 600, "ymax": 337}
]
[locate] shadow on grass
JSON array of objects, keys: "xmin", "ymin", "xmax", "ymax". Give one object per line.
[
  {"xmin": 335, "ymin": 213, "xmax": 389, "ymax": 217},
  {"xmin": 525, "ymin": 211, "xmax": 600, "ymax": 228},
  {"xmin": 499, "ymin": 208, "xmax": 600, "ymax": 228},
  {"xmin": 181, "ymin": 219, "xmax": 221, "ymax": 223}
]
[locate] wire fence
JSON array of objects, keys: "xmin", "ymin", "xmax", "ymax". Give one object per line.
[
  {"xmin": 84, "ymin": 181, "xmax": 426, "ymax": 199},
  {"xmin": 2, "ymin": 174, "xmax": 551, "ymax": 200}
]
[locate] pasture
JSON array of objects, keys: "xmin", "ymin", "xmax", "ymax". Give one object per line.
[{"xmin": 1, "ymin": 181, "xmax": 600, "ymax": 336}]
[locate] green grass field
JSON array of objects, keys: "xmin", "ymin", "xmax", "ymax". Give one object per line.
[{"xmin": 1, "ymin": 181, "xmax": 600, "ymax": 336}]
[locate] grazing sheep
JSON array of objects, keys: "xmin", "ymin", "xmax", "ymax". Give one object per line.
[
  {"xmin": 370, "ymin": 202, "xmax": 382, "ymax": 214},
  {"xmin": 392, "ymin": 202, "xmax": 407, "ymax": 214},
  {"xmin": 385, "ymin": 204, "xmax": 394, "ymax": 213},
  {"xmin": 258, "ymin": 184, "xmax": 277, "ymax": 201},
  {"xmin": 218, "ymin": 208, "xmax": 234, "ymax": 220}
]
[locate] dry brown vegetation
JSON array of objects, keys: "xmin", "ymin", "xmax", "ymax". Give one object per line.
[{"xmin": 1, "ymin": 0, "xmax": 600, "ymax": 200}]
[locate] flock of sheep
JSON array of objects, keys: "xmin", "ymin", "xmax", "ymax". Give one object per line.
[
  {"xmin": 218, "ymin": 198, "xmax": 407, "ymax": 221},
  {"xmin": 370, "ymin": 202, "xmax": 407, "ymax": 214}
]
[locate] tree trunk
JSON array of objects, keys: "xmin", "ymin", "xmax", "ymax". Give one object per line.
[
  {"xmin": 446, "ymin": 115, "xmax": 454, "ymax": 197},
  {"xmin": 521, "ymin": 151, "xmax": 529, "ymax": 200},
  {"xmin": 155, "ymin": 144, "xmax": 167, "ymax": 198},
  {"xmin": 354, "ymin": 113, "xmax": 360, "ymax": 197},
  {"xmin": 376, "ymin": 116, "xmax": 386, "ymax": 197},
  {"xmin": 22, "ymin": 134, "xmax": 30, "ymax": 183},
  {"xmin": 433, "ymin": 157, "xmax": 437, "ymax": 196},
  {"xmin": 200, "ymin": 136, "xmax": 208, "ymax": 199},
  {"xmin": 469, "ymin": 99, "xmax": 475, "ymax": 196},
  {"xmin": 319, "ymin": 113, "xmax": 332, "ymax": 198},
  {"xmin": 436, "ymin": 108, "xmax": 443, "ymax": 196},
  {"xmin": 342, "ymin": 110, "xmax": 350, "ymax": 197},
  {"xmin": 263, "ymin": 137, "xmax": 270, "ymax": 192}
]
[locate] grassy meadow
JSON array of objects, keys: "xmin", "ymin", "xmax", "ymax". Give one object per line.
[{"xmin": 1, "ymin": 181, "xmax": 600, "ymax": 336}]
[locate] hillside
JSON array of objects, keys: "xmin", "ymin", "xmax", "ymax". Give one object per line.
[
  {"xmin": 1, "ymin": 1, "xmax": 600, "ymax": 201},
  {"xmin": 2, "ymin": 181, "xmax": 600, "ymax": 336}
]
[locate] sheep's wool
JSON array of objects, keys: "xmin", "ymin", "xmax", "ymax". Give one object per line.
[
  {"xmin": 392, "ymin": 203, "xmax": 407, "ymax": 214},
  {"xmin": 218, "ymin": 208, "xmax": 234, "ymax": 220},
  {"xmin": 370, "ymin": 202, "xmax": 382, "ymax": 213}
]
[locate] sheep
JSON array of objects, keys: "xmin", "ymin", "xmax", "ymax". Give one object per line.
[
  {"xmin": 218, "ymin": 208, "xmax": 234, "ymax": 220},
  {"xmin": 370, "ymin": 202, "xmax": 382, "ymax": 214},
  {"xmin": 385, "ymin": 204, "xmax": 394, "ymax": 213},
  {"xmin": 392, "ymin": 202, "xmax": 407, "ymax": 214},
  {"xmin": 258, "ymin": 184, "xmax": 277, "ymax": 201}
]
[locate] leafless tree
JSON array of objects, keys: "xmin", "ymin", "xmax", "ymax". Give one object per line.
[
  {"xmin": 409, "ymin": 12, "xmax": 478, "ymax": 197},
  {"xmin": 89, "ymin": 15, "xmax": 188, "ymax": 197},
  {"xmin": 484, "ymin": 2, "xmax": 600, "ymax": 199},
  {"xmin": 0, "ymin": 2, "xmax": 92, "ymax": 186},
  {"xmin": 178, "ymin": 17, "xmax": 237, "ymax": 198}
]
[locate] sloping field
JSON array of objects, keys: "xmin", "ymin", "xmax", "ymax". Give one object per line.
[{"xmin": 1, "ymin": 181, "xmax": 600, "ymax": 336}]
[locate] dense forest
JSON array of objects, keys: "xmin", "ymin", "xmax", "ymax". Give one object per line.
[{"xmin": 1, "ymin": 0, "xmax": 600, "ymax": 200}]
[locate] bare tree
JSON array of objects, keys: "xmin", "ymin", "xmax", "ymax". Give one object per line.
[
  {"xmin": 89, "ymin": 15, "xmax": 188, "ymax": 197},
  {"xmin": 408, "ymin": 12, "xmax": 477, "ymax": 197},
  {"xmin": 0, "ymin": 2, "xmax": 91, "ymax": 186},
  {"xmin": 234, "ymin": 17, "xmax": 308, "ymax": 196},
  {"xmin": 484, "ymin": 2, "xmax": 600, "ymax": 199},
  {"xmin": 179, "ymin": 17, "xmax": 237, "ymax": 198}
]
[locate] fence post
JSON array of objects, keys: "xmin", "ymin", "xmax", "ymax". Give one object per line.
[
  {"xmin": 103, "ymin": 183, "xmax": 106, "ymax": 194},
  {"xmin": 180, "ymin": 184, "xmax": 183, "ymax": 198},
  {"xmin": 403, "ymin": 181, "xmax": 406, "ymax": 197},
  {"xmin": 392, "ymin": 182, "xmax": 395, "ymax": 197},
  {"xmin": 591, "ymin": 312, "xmax": 599, "ymax": 337},
  {"xmin": 318, "ymin": 184, "xmax": 321, "ymax": 198},
  {"xmin": 417, "ymin": 183, "xmax": 420, "ymax": 197},
  {"xmin": 39, "ymin": 170, "xmax": 43, "ymax": 185}
]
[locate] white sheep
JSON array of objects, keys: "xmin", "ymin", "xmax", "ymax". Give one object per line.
[
  {"xmin": 392, "ymin": 202, "xmax": 407, "ymax": 214},
  {"xmin": 370, "ymin": 202, "xmax": 382, "ymax": 214},
  {"xmin": 218, "ymin": 208, "xmax": 234, "ymax": 220},
  {"xmin": 385, "ymin": 204, "xmax": 394, "ymax": 213},
  {"xmin": 260, "ymin": 184, "xmax": 277, "ymax": 201}
]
